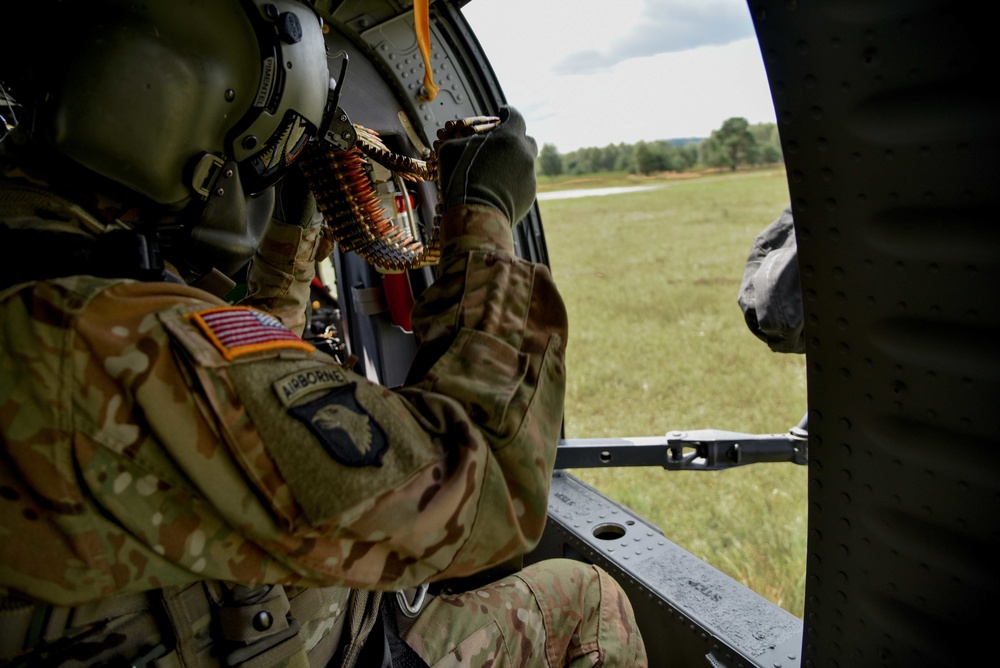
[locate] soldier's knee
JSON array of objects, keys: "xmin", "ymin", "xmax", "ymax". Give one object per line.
[
  {"xmin": 518, "ymin": 558, "xmax": 600, "ymax": 604},
  {"xmin": 518, "ymin": 559, "xmax": 647, "ymax": 667},
  {"xmin": 590, "ymin": 566, "xmax": 647, "ymax": 667},
  {"xmin": 524, "ymin": 558, "xmax": 616, "ymax": 604}
]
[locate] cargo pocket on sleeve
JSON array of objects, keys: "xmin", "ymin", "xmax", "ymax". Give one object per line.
[{"xmin": 427, "ymin": 328, "xmax": 527, "ymax": 440}]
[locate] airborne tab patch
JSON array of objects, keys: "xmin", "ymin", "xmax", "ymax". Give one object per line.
[
  {"xmin": 273, "ymin": 366, "xmax": 349, "ymax": 407},
  {"xmin": 187, "ymin": 307, "xmax": 314, "ymax": 360},
  {"xmin": 289, "ymin": 384, "xmax": 389, "ymax": 467}
]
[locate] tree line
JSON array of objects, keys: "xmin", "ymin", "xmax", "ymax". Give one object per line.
[{"xmin": 537, "ymin": 117, "xmax": 782, "ymax": 177}]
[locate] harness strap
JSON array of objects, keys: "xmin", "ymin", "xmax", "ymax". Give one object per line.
[
  {"xmin": 1, "ymin": 583, "xmax": 423, "ymax": 668},
  {"xmin": 61, "ymin": 591, "xmax": 153, "ymax": 629},
  {"xmin": 0, "ymin": 224, "xmax": 168, "ymax": 288},
  {"xmin": 382, "ymin": 596, "xmax": 430, "ymax": 668},
  {"xmin": 0, "ymin": 591, "xmax": 167, "ymax": 667},
  {"xmin": 329, "ymin": 591, "xmax": 431, "ymax": 668},
  {"xmin": 162, "ymin": 582, "xmax": 321, "ymax": 668},
  {"xmin": 160, "ymin": 582, "xmax": 214, "ymax": 666},
  {"xmin": 0, "ymin": 180, "xmax": 107, "ymax": 234},
  {"xmin": 338, "ymin": 589, "xmax": 384, "ymax": 668},
  {"xmin": 308, "ymin": 616, "xmax": 346, "ymax": 668},
  {"xmin": 0, "ymin": 596, "xmax": 34, "ymax": 662}
]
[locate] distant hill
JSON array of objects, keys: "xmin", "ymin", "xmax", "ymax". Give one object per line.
[{"xmin": 665, "ymin": 137, "xmax": 703, "ymax": 147}]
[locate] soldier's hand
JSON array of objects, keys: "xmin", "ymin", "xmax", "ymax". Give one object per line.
[{"xmin": 438, "ymin": 106, "xmax": 538, "ymax": 227}]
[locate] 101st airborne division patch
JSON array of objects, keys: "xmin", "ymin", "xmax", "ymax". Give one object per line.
[{"xmin": 288, "ymin": 384, "xmax": 390, "ymax": 467}]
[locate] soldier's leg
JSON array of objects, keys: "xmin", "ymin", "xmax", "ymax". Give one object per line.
[{"xmin": 404, "ymin": 558, "xmax": 647, "ymax": 667}]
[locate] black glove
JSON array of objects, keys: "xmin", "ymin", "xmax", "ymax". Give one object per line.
[{"xmin": 438, "ymin": 106, "xmax": 538, "ymax": 226}]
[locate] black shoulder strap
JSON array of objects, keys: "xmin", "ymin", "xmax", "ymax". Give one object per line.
[
  {"xmin": 338, "ymin": 595, "xmax": 430, "ymax": 668},
  {"xmin": 0, "ymin": 225, "xmax": 171, "ymax": 288},
  {"xmin": 381, "ymin": 596, "xmax": 430, "ymax": 668}
]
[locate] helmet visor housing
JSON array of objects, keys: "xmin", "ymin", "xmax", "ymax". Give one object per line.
[{"xmin": 229, "ymin": 0, "xmax": 331, "ymax": 196}]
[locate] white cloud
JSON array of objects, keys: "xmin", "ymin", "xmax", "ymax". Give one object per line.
[
  {"xmin": 554, "ymin": 0, "xmax": 756, "ymax": 74},
  {"xmin": 462, "ymin": 0, "xmax": 776, "ymax": 153}
]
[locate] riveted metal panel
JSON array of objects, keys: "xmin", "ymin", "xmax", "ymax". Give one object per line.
[
  {"xmin": 533, "ymin": 473, "xmax": 803, "ymax": 668},
  {"xmin": 751, "ymin": 1, "xmax": 1000, "ymax": 665}
]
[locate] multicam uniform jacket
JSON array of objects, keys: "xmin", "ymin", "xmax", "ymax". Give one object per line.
[{"xmin": 0, "ymin": 174, "xmax": 568, "ymax": 664}]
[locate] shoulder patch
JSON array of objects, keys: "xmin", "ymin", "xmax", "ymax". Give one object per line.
[
  {"xmin": 186, "ymin": 306, "xmax": 314, "ymax": 360},
  {"xmin": 272, "ymin": 366, "xmax": 350, "ymax": 407},
  {"xmin": 288, "ymin": 384, "xmax": 389, "ymax": 467}
]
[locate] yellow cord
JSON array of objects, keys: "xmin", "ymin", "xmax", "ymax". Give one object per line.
[{"xmin": 414, "ymin": 0, "xmax": 439, "ymax": 101}]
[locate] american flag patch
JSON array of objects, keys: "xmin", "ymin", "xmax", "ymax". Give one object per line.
[{"xmin": 187, "ymin": 307, "xmax": 314, "ymax": 360}]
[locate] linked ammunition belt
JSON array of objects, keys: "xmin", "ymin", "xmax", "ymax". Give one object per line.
[{"xmin": 298, "ymin": 116, "xmax": 500, "ymax": 272}]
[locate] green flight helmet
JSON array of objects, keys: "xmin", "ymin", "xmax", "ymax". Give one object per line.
[
  {"xmin": 6, "ymin": 0, "xmax": 332, "ymax": 276},
  {"xmin": 38, "ymin": 0, "xmax": 330, "ymax": 205}
]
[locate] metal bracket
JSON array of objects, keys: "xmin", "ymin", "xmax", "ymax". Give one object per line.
[
  {"xmin": 554, "ymin": 425, "xmax": 808, "ymax": 471},
  {"xmin": 319, "ymin": 51, "xmax": 356, "ymax": 150},
  {"xmin": 663, "ymin": 428, "xmax": 807, "ymax": 470},
  {"xmin": 190, "ymin": 153, "xmax": 227, "ymax": 199},
  {"xmin": 322, "ymin": 106, "xmax": 357, "ymax": 150}
]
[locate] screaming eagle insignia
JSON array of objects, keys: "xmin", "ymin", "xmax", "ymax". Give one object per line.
[{"xmin": 289, "ymin": 383, "xmax": 389, "ymax": 467}]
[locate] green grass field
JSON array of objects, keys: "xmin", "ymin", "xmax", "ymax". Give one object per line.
[{"xmin": 538, "ymin": 167, "xmax": 808, "ymax": 617}]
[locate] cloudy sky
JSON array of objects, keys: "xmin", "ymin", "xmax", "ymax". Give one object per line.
[{"xmin": 462, "ymin": 0, "xmax": 777, "ymax": 153}]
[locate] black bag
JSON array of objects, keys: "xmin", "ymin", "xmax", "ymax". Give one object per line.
[{"xmin": 737, "ymin": 206, "xmax": 805, "ymax": 354}]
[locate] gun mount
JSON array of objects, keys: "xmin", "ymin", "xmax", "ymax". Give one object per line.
[{"xmin": 556, "ymin": 420, "xmax": 809, "ymax": 471}]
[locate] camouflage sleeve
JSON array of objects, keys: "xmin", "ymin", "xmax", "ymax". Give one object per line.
[
  {"xmin": 241, "ymin": 202, "xmax": 326, "ymax": 336},
  {"xmin": 5, "ymin": 204, "xmax": 566, "ymax": 603},
  {"xmin": 175, "ymin": 203, "xmax": 564, "ymax": 589},
  {"xmin": 396, "ymin": 204, "xmax": 568, "ymax": 575},
  {"xmin": 220, "ymin": 203, "xmax": 566, "ymax": 588}
]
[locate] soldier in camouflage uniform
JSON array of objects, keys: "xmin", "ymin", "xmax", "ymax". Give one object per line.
[{"xmin": 0, "ymin": 0, "xmax": 646, "ymax": 666}]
